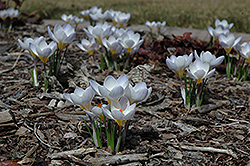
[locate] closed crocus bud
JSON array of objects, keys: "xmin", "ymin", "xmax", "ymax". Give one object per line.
[
  {"xmin": 63, "ymin": 86, "xmax": 95, "ymax": 111},
  {"xmin": 194, "ymin": 50, "xmax": 224, "ymax": 68},
  {"xmin": 48, "ymin": 24, "xmax": 76, "ymax": 50},
  {"xmin": 125, "ymin": 82, "xmax": 152, "ymax": 104},
  {"xmin": 90, "ymin": 74, "xmax": 129, "ymax": 105},
  {"xmin": 186, "ymin": 60, "xmax": 216, "ymax": 84},
  {"xmin": 166, "ymin": 53, "xmax": 193, "ymax": 78},
  {"xmin": 102, "ymin": 96, "xmax": 136, "ymax": 127},
  {"xmin": 84, "ymin": 104, "xmax": 109, "ymax": 121}
]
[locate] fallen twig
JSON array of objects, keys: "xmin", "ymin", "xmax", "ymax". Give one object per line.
[
  {"xmin": 0, "ymin": 54, "xmax": 21, "ymax": 75},
  {"xmin": 34, "ymin": 123, "xmax": 61, "ymax": 150},
  {"xmin": 180, "ymin": 145, "xmax": 238, "ymax": 159},
  {"xmin": 48, "ymin": 147, "xmax": 96, "ymax": 159}
]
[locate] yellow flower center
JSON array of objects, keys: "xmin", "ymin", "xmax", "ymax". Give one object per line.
[
  {"xmin": 87, "ymin": 50, "xmax": 94, "ymax": 55},
  {"xmin": 224, "ymin": 47, "xmax": 232, "ymax": 54},
  {"xmin": 174, "ymin": 69, "xmax": 184, "ymax": 78},
  {"xmin": 247, "ymin": 58, "xmax": 250, "ymax": 63},
  {"xmin": 58, "ymin": 42, "xmax": 67, "ymax": 51},
  {"xmin": 39, "ymin": 56, "xmax": 49, "ymax": 63},
  {"xmin": 196, "ymin": 78, "xmax": 203, "ymax": 84}
]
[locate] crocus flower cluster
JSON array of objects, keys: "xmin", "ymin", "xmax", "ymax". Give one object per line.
[
  {"xmin": 61, "ymin": 14, "xmax": 85, "ymax": 28},
  {"xmin": 64, "ymin": 74, "xmax": 151, "ymax": 152},
  {"xmin": 78, "ymin": 21, "xmax": 143, "ymax": 71},
  {"xmin": 208, "ymin": 18, "xmax": 249, "ymax": 81},
  {"xmin": 145, "ymin": 21, "xmax": 167, "ymax": 37},
  {"xmin": 18, "ymin": 23, "xmax": 76, "ymax": 90},
  {"xmin": 79, "ymin": 6, "xmax": 131, "ymax": 27},
  {"xmin": 166, "ymin": 50, "xmax": 224, "ymax": 109},
  {"xmin": 0, "ymin": 7, "xmax": 19, "ymax": 21}
]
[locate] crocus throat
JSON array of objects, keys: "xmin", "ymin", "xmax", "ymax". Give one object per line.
[
  {"xmin": 98, "ymin": 103, "xmax": 102, "ymax": 108},
  {"xmin": 247, "ymin": 58, "xmax": 250, "ymax": 63},
  {"xmin": 196, "ymin": 78, "xmax": 203, "ymax": 84}
]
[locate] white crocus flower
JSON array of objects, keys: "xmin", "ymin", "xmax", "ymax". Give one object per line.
[
  {"xmin": 166, "ymin": 53, "xmax": 193, "ymax": 78},
  {"xmin": 113, "ymin": 28, "xmax": 126, "ymax": 38},
  {"xmin": 0, "ymin": 10, "xmax": 9, "ymax": 21},
  {"xmin": 63, "ymin": 86, "xmax": 95, "ymax": 111},
  {"xmin": 119, "ymin": 29, "xmax": 144, "ymax": 54},
  {"xmin": 89, "ymin": 6, "xmax": 102, "ymax": 15},
  {"xmin": 207, "ymin": 26, "xmax": 230, "ymax": 41},
  {"xmin": 79, "ymin": 9, "xmax": 90, "ymax": 18},
  {"xmin": 7, "ymin": 7, "xmax": 19, "ymax": 19},
  {"xmin": 84, "ymin": 22, "xmax": 113, "ymax": 45},
  {"xmin": 239, "ymin": 42, "xmax": 250, "ymax": 63},
  {"xmin": 218, "ymin": 33, "xmax": 242, "ymax": 54},
  {"xmin": 89, "ymin": 10, "xmax": 109, "ymax": 23},
  {"xmin": 215, "ymin": 18, "xmax": 234, "ymax": 30},
  {"xmin": 155, "ymin": 21, "xmax": 166, "ymax": 32},
  {"xmin": 61, "ymin": 14, "xmax": 73, "ymax": 23},
  {"xmin": 108, "ymin": 9, "xmax": 120, "ymax": 25},
  {"xmin": 102, "ymin": 35, "xmax": 123, "ymax": 55},
  {"xmin": 18, "ymin": 36, "xmax": 44, "ymax": 58},
  {"xmin": 29, "ymin": 38, "xmax": 57, "ymax": 64},
  {"xmin": 114, "ymin": 12, "xmax": 131, "ymax": 28},
  {"xmin": 186, "ymin": 60, "xmax": 216, "ymax": 84},
  {"xmin": 90, "ymin": 74, "xmax": 129, "ymax": 105},
  {"xmin": 77, "ymin": 38, "xmax": 98, "ymax": 55},
  {"xmin": 194, "ymin": 50, "xmax": 224, "ymax": 68},
  {"xmin": 125, "ymin": 82, "xmax": 152, "ymax": 104},
  {"xmin": 83, "ymin": 104, "xmax": 109, "ymax": 121},
  {"xmin": 145, "ymin": 21, "xmax": 156, "ymax": 32},
  {"xmin": 48, "ymin": 24, "xmax": 76, "ymax": 50},
  {"xmin": 72, "ymin": 16, "xmax": 84, "ymax": 26},
  {"xmin": 102, "ymin": 96, "xmax": 136, "ymax": 127}
]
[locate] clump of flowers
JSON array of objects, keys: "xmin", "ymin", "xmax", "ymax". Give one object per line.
[
  {"xmin": 0, "ymin": 7, "xmax": 19, "ymax": 30},
  {"xmin": 207, "ymin": 18, "xmax": 250, "ymax": 81},
  {"xmin": 78, "ymin": 21, "xmax": 143, "ymax": 71},
  {"xmin": 64, "ymin": 74, "xmax": 151, "ymax": 152},
  {"xmin": 145, "ymin": 20, "xmax": 166, "ymax": 38},
  {"xmin": 166, "ymin": 51, "xmax": 224, "ymax": 109}
]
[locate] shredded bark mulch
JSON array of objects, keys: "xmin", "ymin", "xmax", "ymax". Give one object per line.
[{"xmin": 0, "ymin": 22, "xmax": 250, "ymax": 166}]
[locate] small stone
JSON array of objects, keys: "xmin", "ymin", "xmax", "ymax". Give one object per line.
[
  {"xmin": 48, "ymin": 99, "xmax": 57, "ymax": 107},
  {"xmin": 63, "ymin": 132, "xmax": 78, "ymax": 139},
  {"xmin": 15, "ymin": 127, "xmax": 31, "ymax": 136}
]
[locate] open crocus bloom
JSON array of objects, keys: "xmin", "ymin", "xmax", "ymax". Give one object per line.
[
  {"xmin": 119, "ymin": 29, "xmax": 143, "ymax": 54},
  {"xmin": 166, "ymin": 53, "xmax": 193, "ymax": 78},
  {"xmin": 29, "ymin": 38, "xmax": 57, "ymax": 63},
  {"xmin": 83, "ymin": 104, "xmax": 109, "ymax": 121},
  {"xmin": 84, "ymin": 22, "xmax": 113, "ymax": 45},
  {"xmin": 63, "ymin": 86, "xmax": 95, "ymax": 111},
  {"xmin": 218, "ymin": 33, "xmax": 242, "ymax": 54},
  {"xmin": 7, "ymin": 7, "xmax": 19, "ymax": 19},
  {"xmin": 18, "ymin": 36, "xmax": 44, "ymax": 58},
  {"xmin": 215, "ymin": 18, "xmax": 234, "ymax": 30},
  {"xmin": 73, "ymin": 16, "xmax": 84, "ymax": 26},
  {"xmin": 102, "ymin": 96, "xmax": 136, "ymax": 127},
  {"xmin": 0, "ymin": 10, "xmax": 8, "ymax": 21},
  {"xmin": 145, "ymin": 21, "xmax": 156, "ymax": 32},
  {"xmin": 102, "ymin": 35, "xmax": 123, "ymax": 55},
  {"xmin": 89, "ymin": 10, "xmax": 109, "ymax": 23},
  {"xmin": 90, "ymin": 74, "xmax": 129, "ymax": 105},
  {"xmin": 194, "ymin": 50, "xmax": 224, "ymax": 68},
  {"xmin": 61, "ymin": 14, "xmax": 73, "ymax": 23},
  {"xmin": 114, "ymin": 12, "xmax": 131, "ymax": 27},
  {"xmin": 155, "ymin": 21, "xmax": 166, "ymax": 32},
  {"xmin": 125, "ymin": 82, "xmax": 152, "ymax": 104},
  {"xmin": 77, "ymin": 38, "xmax": 98, "ymax": 55},
  {"xmin": 239, "ymin": 42, "xmax": 250, "ymax": 63},
  {"xmin": 187, "ymin": 60, "xmax": 216, "ymax": 84},
  {"xmin": 207, "ymin": 26, "xmax": 229, "ymax": 41},
  {"xmin": 48, "ymin": 24, "xmax": 76, "ymax": 50}
]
